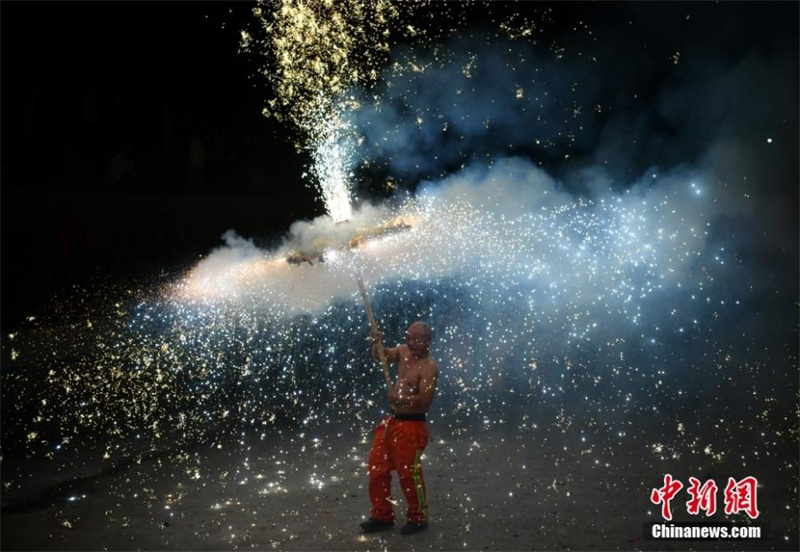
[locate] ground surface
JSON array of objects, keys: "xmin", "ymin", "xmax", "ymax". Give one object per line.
[{"xmin": 1, "ymin": 423, "xmax": 796, "ymax": 551}]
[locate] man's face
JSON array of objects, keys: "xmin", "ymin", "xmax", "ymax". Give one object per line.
[{"xmin": 406, "ymin": 325, "xmax": 431, "ymax": 358}]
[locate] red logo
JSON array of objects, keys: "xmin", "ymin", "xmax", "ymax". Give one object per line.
[
  {"xmin": 650, "ymin": 474, "xmax": 684, "ymax": 521},
  {"xmin": 651, "ymin": 475, "xmax": 759, "ymax": 520},
  {"xmin": 686, "ymin": 477, "xmax": 718, "ymax": 516},
  {"xmin": 724, "ymin": 477, "xmax": 760, "ymax": 519}
]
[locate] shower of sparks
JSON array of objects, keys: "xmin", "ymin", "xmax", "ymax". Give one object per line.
[
  {"xmin": 3, "ymin": 160, "xmax": 793, "ymax": 474},
  {"xmin": 2, "ymin": 2, "xmax": 798, "ymax": 549},
  {"xmin": 243, "ymin": 0, "xmax": 423, "ymax": 221},
  {"xmin": 309, "ymin": 108, "xmax": 356, "ymax": 222}
]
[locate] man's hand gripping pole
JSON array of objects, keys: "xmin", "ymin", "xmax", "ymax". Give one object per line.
[{"xmin": 356, "ymin": 274, "xmax": 393, "ymax": 390}]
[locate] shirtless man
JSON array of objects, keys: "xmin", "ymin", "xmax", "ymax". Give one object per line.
[{"xmin": 359, "ymin": 322, "xmax": 438, "ymax": 535}]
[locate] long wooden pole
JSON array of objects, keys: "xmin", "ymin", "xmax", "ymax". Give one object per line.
[{"xmin": 356, "ymin": 274, "xmax": 393, "ymax": 389}]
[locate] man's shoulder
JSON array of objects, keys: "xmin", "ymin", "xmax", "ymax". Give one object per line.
[{"xmin": 424, "ymin": 355, "xmax": 438, "ymax": 373}]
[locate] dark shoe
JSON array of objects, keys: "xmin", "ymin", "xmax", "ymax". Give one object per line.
[
  {"xmin": 359, "ymin": 518, "xmax": 395, "ymax": 533},
  {"xmin": 400, "ymin": 521, "xmax": 429, "ymax": 535}
]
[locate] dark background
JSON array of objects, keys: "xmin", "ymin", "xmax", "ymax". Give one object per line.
[{"xmin": 1, "ymin": 2, "xmax": 321, "ymax": 330}]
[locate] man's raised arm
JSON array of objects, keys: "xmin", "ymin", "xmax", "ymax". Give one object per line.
[{"xmin": 370, "ymin": 330, "xmax": 400, "ymax": 363}]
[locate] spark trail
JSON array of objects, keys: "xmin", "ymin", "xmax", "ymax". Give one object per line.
[{"xmin": 242, "ymin": 0, "xmax": 419, "ymax": 221}]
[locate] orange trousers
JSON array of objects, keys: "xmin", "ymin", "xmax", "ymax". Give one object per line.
[{"xmin": 368, "ymin": 416, "xmax": 429, "ymax": 524}]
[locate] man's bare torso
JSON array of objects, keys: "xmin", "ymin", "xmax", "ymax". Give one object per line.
[{"xmin": 390, "ymin": 344, "xmax": 438, "ymax": 415}]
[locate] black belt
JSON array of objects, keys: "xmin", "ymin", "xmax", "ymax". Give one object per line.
[{"xmin": 390, "ymin": 411, "xmax": 426, "ymax": 421}]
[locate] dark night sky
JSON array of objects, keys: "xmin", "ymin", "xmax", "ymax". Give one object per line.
[
  {"xmin": 1, "ymin": 1, "xmax": 798, "ymax": 331},
  {"xmin": 1, "ymin": 2, "xmax": 321, "ymax": 329}
]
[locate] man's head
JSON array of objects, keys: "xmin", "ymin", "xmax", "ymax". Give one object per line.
[{"xmin": 405, "ymin": 321, "xmax": 432, "ymax": 359}]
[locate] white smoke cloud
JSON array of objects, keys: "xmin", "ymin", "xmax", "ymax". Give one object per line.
[{"xmin": 175, "ymin": 156, "xmax": 712, "ymax": 337}]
